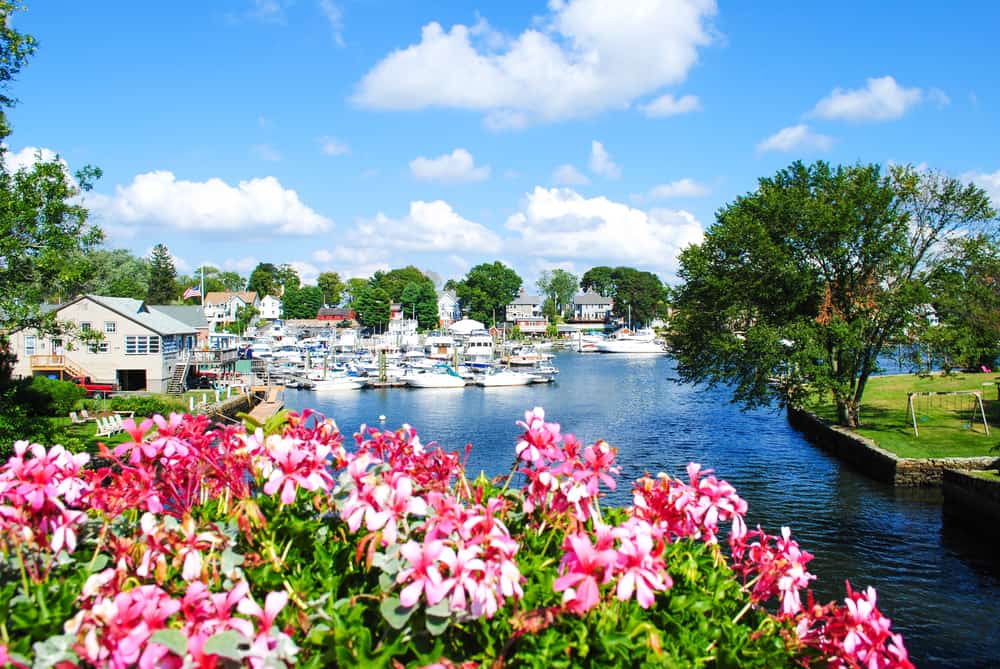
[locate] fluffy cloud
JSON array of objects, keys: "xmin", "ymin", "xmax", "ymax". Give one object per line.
[
  {"xmin": 505, "ymin": 186, "xmax": 703, "ymax": 275},
  {"xmin": 222, "ymin": 257, "xmax": 260, "ymax": 273},
  {"xmin": 310, "ymin": 246, "xmax": 391, "ymax": 279},
  {"xmin": 353, "ymin": 200, "xmax": 502, "ymax": 253},
  {"xmin": 961, "ymin": 169, "xmax": 1000, "ymax": 207},
  {"xmin": 756, "ymin": 124, "xmax": 832, "ymax": 153},
  {"xmin": 589, "ymin": 141, "xmax": 621, "ymax": 179},
  {"xmin": 409, "ymin": 148, "xmax": 490, "ymax": 183},
  {"xmin": 552, "ymin": 164, "xmax": 590, "ymax": 186},
  {"xmin": 811, "ymin": 76, "xmax": 924, "ymax": 122},
  {"xmin": 318, "ymin": 0, "xmax": 345, "ymax": 46},
  {"xmin": 319, "ymin": 136, "xmax": 350, "ymax": 156},
  {"xmin": 639, "ymin": 93, "xmax": 701, "ymax": 117},
  {"xmin": 2, "ymin": 145, "xmax": 63, "ymax": 172},
  {"xmin": 289, "ymin": 260, "xmax": 320, "ymax": 285},
  {"xmin": 85, "ymin": 171, "xmax": 332, "ymax": 235},
  {"xmin": 353, "ymin": 0, "xmax": 716, "ymax": 127},
  {"xmin": 637, "ymin": 178, "xmax": 710, "ymax": 200}
]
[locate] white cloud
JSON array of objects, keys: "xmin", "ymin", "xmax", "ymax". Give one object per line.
[
  {"xmin": 309, "ymin": 246, "xmax": 390, "ymax": 279},
  {"xmin": 252, "ymin": 143, "xmax": 281, "ymax": 161},
  {"xmin": 756, "ymin": 124, "xmax": 833, "ymax": 153},
  {"xmin": 409, "ymin": 148, "xmax": 491, "ymax": 183},
  {"xmin": 505, "ymin": 186, "xmax": 703, "ymax": 275},
  {"xmin": 318, "ymin": 0, "xmax": 345, "ymax": 46},
  {"xmin": 638, "ymin": 178, "xmax": 710, "ymax": 200},
  {"xmin": 811, "ymin": 76, "xmax": 924, "ymax": 122},
  {"xmin": 353, "ymin": 0, "xmax": 717, "ymax": 127},
  {"xmin": 589, "ymin": 140, "xmax": 621, "ymax": 179},
  {"xmin": 961, "ymin": 169, "xmax": 1000, "ymax": 207},
  {"xmin": 319, "ymin": 136, "xmax": 350, "ymax": 156},
  {"xmin": 639, "ymin": 93, "xmax": 701, "ymax": 117},
  {"xmin": 552, "ymin": 164, "xmax": 590, "ymax": 186},
  {"xmin": 289, "ymin": 260, "xmax": 320, "ymax": 285},
  {"xmin": 85, "ymin": 171, "xmax": 332, "ymax": 236},
  {"xmin": 145, "ymin": 247, "xmax": 191, "ymax": 274},
  {"xmin": 2, "ymin": 145, "xmax": 63, "ymax": 172},
  {"xmin": 248, "ymin": 0, "xmax": 287, "ymax": 23},
  {"xmin": 223, "ymin": 257, "xmax": 259, "ymax": 274},
  {"xmin": 353, "ymin": 200, "xmax": 502, "ymax": 253}
]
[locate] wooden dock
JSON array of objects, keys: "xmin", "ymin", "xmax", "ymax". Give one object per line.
[{"xmin": 247, "ymin": 386, "xmax": 284, "ymax": 423}]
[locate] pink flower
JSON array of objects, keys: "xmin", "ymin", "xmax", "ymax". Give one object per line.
[
  {"xmin": 553, "ymin": 532, "xmax": 617, "ymax": 614},
  {"xmin": 260, "ymin": 434, "xmax": 335, "ymax": 505},
  {"xmin": 397, "ymin": 539, "xmax": 453, "ymax": 608},
  {"xmin": 613, "ymin": 519, "xmax": 670, "ymax": 608}
]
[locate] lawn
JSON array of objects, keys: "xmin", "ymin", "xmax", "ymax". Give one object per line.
[
  {"xmin": 49, "ymin": 415, "xmax": 132, "ymax": 453},
  {"xmin": 804, "ymin": 371, "xmax": 1000, "ymax": 459}
]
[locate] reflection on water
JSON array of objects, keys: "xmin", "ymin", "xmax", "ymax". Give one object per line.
[{"xmin": 285, "ymin": 352, "xmax": 1000, "ymax": 668}]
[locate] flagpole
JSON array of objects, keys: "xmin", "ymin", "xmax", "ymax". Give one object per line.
[{"xmin": 200, "ymin": 265, "xmax": 205, "ymax": 307}]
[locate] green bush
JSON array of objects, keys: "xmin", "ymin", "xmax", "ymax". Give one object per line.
[
  {"xmin": 27, "ymin": 376, "xmax": 87, "ymax": 416},
  {"xmin": 106, "ymin": 395, "xmax": 185, "ymax": 419}
]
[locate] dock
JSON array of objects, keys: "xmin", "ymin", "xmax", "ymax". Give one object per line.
[{"xmin": 246, "ymin": 385, "xmax": 285, "ymax": 423}]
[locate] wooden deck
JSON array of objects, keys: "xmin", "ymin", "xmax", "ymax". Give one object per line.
[{"xmin": 246, "ymin": 386, "xmax": 284, "ymax": 423}]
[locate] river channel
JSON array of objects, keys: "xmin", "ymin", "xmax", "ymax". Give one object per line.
[{"xmin": 283, "ymin": 351, "xmax": 1000, "ymax": 668}]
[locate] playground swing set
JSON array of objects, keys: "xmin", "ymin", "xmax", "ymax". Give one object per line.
[{"xmin": 906, "ymin": 390, "xmax": 990, "ymax": 437}]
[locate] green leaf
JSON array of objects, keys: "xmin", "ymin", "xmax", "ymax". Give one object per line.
[
  {"xmin": 150, "ymin": 629, "xmax": 188, "ymax": 657},
  {"xmin": 203, "ymin": 630, "xmax": 252, "ymax": 660},
  {"xmin": 379, "ymin": 596, "xmax": 415, "ymax": 630}
]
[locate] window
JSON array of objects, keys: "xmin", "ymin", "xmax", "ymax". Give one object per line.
[
  {"xmin": 125, "ymin": 335, "xmax": 160, "ymax": 354},
  {"xmin": 104, "ymin": 321, "xmax": 116, "ymax": 333},
  {"xmin": 89, "ymin": 341, "xmax": 109, "ymax": 354},
  {"xmin": 25, "ymin": 335, "xmax": 35, "ymax": 355},
  {"xmin": 80, "ymin": 322, "xmax": 92, "ymax": 332}
]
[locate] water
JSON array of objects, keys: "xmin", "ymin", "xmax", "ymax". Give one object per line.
[{"xmin": 283, "ymin": 352, "xmax": 1000, "ymax": 668}]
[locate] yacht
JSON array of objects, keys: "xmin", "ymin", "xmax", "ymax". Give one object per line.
[
  {"xmin": 477, "ymin": 368, "xmax": 534, "ymax": 386},
  {"xmin": 404, "ymin": 365, "xmax": 467, "ymax": 388},
  {"xmin": 594, "ymin": 328, "xmax": 668, "ymax": 354},
  {"xmin": 462, "ymin": 329, "xmax": 495, "ymax": 365},
  {"xmin": 307, "ymin": 369, "xmax": 364, "ymax": 391},
  {"xmin": 424, "ymin": 333, "xmax": 457, "ymax": 361}
]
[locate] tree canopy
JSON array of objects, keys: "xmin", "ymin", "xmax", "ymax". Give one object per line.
[
  {"xmin": 370, "ymin": 266, "xmax": 431, "ymax": 302},
  {"xmin": 145, "ymin": 243, "xmax": 177, "ymax": 304},
  {"xmin": 537, "ymin": 269, "xmax": 578, "ymax": 318},
  {"xmin": 400, "ymin": 280, "xmax": 439, "ymax": 330},
  {"xmin": 317, "ymin": 271, "xmax": 345, "ymax": 307},
  {"xmin": 670, "ymin": 160, "xmax": 996, "ymax": 427},
  {"xmin": 454, "ymin": 261, "xmax": 522, "ymax": 325},
  {"xmin": 580, "ymin": 266, "xmax": 616, "ymax": 298},
  {"xmin": 283, "ymin": 284, "xmax": 323, "ymax": 319},
  {"xmin": 354, "ymin": 286, "xmax": 391, "ymax": 329}
]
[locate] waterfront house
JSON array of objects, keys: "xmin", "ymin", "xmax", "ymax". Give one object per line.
[
  {"xmin": 437, "ymin": 290, "xmax": 460, "ymax": 328},
  {"xmin": 505, "ymin": 289, "xmax": 543, "ymax": 321},
  {"xmin": 572, "ymin": 290, "xmax": 614, "ymax": 322},
  {"xmin": 154, "ymin": 305, "xmax": 210, "ymax": 349},
  {"xmin": 258, "ymin": 294, "xmax": 282, "ymax": 321},
  {"xmin": 203, "ymin": 291, "xmax": 260, "ymax": 330},
  {"xmin": 512, "ymin": 316, "xmax": 549, "ymax": 336},
  {"xmin": 8, "ymin": 295, "xmax": 199, "ymax": 392}
]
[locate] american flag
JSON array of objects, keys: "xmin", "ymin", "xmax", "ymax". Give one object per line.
[{"xmin": 183, "ymin": 285, "xmax": 201, "ymax": 300}]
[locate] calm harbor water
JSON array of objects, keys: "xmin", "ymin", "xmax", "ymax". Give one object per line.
[{"xmin": 283, "ymin": 352, "xmax": 1000, "ymax": 668}]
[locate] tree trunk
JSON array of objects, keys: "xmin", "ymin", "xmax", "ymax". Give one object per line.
[{"xmin": 836, "ymin": 398, "xmax": 860, "ymax": 428}]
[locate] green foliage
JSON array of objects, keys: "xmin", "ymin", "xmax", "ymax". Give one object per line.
[
  {"xmin": 537, "ymin": 269, "xmax": 579, "ymax": 317},
  {"xmin": 247, "ymin": 262, "xmax": 279, "ymax": 298},
  {"xmin": 354, "ymin": 285, "xmax": 392, "ymax": 328},
  {"xmin": 610, "ymin": 267, "xmax": 666, "ymax": 326},
  {"xmin": 400, "ymin": 280, "xmax": 439, "ymax": 330},
  {"xmin": 345, "ymin": 277, "xmax": 369, "ymax": 309},
  {"xmin": 672, "ymin": 160, "xmax": 996, "ymax": 427},
  {"xmin": 283, "ymin": 285, "xmax": 323, "ymax": 319},
  {"xmin": 0, "ymin": 1, "xmax": 36, "ymax": 135},
  {"xmin": 27, "ymin": 376, "xmax": 86, "ymax": 415},
  {"xmin": 317, "ymin": 271, "xmax": 345, "ymax": 306},
  {"xmin": 105, "ymin": 394, "xmax": 185, "ymax": 419},
  {"xmin": 146, "ymin": 243, "xmax": 178, "ymax": 304},
  {"xmin": 0, "ymin": 375, "xmax": 83, "ymax": 457},
  {"xmin": 71, "ymin": 248, "xmax": 150, "ymax": 299},
  {"xmin": 224, "ymin": 304, "xmax": 260, "ymax": 335},
  {"xmin": 371, "ymin": 266, "xmax": 432, "ymax": 302},
  {"xmin": 581, "ymin": 266, "xmax": 616, "ymax": 298},
  {"xmin": 454, "ymin": 261, "xmax": 523, "ymax": 325}
]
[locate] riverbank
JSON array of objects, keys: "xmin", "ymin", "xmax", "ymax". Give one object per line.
[{"xmin": 788, "ymin": 406, "xmax": 1000, "ymax": 486}]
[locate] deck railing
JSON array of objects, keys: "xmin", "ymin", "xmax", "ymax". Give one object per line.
[
  {"xmin": 191, "ymin": 348, "xmax": 239, "ymax": 365},
  {"xmin": 29, "ymin": 354, "xmax": 65, "ymax": 367}
]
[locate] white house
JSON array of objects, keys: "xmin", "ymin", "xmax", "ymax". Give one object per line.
[
  {"xmin": 572, "ymin": 290, "xmax": 614, "ymax": 322},
  {"xmin": 437, "ymin": 290, "xmax": 460, "ymax": 327},
  {"xmin": 8, "ymin": 295, "xmax": 199, "ymax": 392},
  {"xmin": 203, "ymin": 291, "xmax": 260, "ymax": 330},
  {"xmin": 258, "ymin": 294, "xmax": 282, "ymax": 321},
  {"xmin": 505, "ymin": 289, "xmax": 543, "ymax": 321}
]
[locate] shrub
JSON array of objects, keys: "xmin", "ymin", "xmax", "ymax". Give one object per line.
[
  {"xmin": 0, "ymin": 408, "xmax": 913, "ymax": 668},
  {"xmin": 27, "ymin": 375, "xmax": 87, "ymax": 416},
  {"xmin": 105, "ymin": 394, "xmax": 185, "ymax": 418}
]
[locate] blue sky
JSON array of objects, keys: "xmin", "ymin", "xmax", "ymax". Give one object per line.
[{"xmin": 6, "ymin": 0, "xmax": 1000, "ymax": 289}]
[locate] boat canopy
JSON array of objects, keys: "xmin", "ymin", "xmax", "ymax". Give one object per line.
[{"xmin": 448, "ymin": 318, "xmax": 486, "ymax": 335}]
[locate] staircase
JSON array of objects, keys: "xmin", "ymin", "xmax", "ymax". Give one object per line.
[{"xmin": 165, "ymin": 351, "xmax": 192, "ymax": 396}]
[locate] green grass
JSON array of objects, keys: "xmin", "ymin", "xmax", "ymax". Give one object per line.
[
  {"xmin": 969, "ymin": 469, "xmax": 1000, "ymax": 482},
  {"xmin": 804, "ymin": 372, "xmax": 1000, "ymax": 459},
  {"xmin": 49, "ymin": 415, "xmax": 131, "ymax": 453}
]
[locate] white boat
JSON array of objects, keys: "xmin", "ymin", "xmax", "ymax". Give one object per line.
[
  {"xmin": 424, "ymin": 333, "xmax": 457, "ymax": 360},
  {"xmin": 595, "ymin": 328, "xmax": 668, "ymax": 354},
  {"xmin": 404, "ymin": 366, "xmax": 466, "ymax": 388},
  {"xmin": 576, "ymin": 332, "xmax": 604, "ymax": 353},
  {"xmin": 505, "ymin": 345, "xmax": 550, "ymax": 366},
  {"xmin": 307, "ymin": 369, "xmax": 364, "ymax": 391},
  {"xmin": 462, "ymin": 329, "xmax": 495, "ymax": 364},
  {"xmin": 478, "ymin": 369, "xmax": 534, "ymax": 387}
]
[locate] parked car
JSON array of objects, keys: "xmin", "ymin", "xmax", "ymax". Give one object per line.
[{"xmin": 69, "ymin": 376, "xmax": 116, "ymax": 397}]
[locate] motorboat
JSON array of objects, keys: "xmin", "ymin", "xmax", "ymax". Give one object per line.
[
  {"xmin": 527, "ymin": 364, "xmax": 559, "ymax": 384},
  {"xmin": 478, "ymin": 368, "xmax": 534, "ymax": 387},
  {"xmin": 594, "ymin": 328, "xmax": 668, "ymax": 354},
  {"xmin": 462, "ymin": 329, "xmax": 495, "ymax": 365},
  {"xmin": 404, "ymin": 365, "xmax": 467, "ymax": 388},
  {"xmin": 307, "ymin": 369, "xmax": 364, "ymax": 391},
  {"xmin": 505, "ymin": 345, "xmax": 550, "ymax": 366},
  {"xmin": 424, "ymin": 333, "xmax": 457, "ymax": 360}
]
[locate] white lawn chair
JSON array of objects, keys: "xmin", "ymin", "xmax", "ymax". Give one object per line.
[
  {"xmin": 95, "ymin": 417, "xmax": 113, "ymax": 437},
  {"xmin": 110, "ymin": 414, "xmax": 124, "ymax": 434},
  {"xmin": 69, "ymin": 411, "xmax": 85, "ymax": 425},
  {"xmin": 80, "ymin": 409, "xmax": 92, "ymax": 421}
]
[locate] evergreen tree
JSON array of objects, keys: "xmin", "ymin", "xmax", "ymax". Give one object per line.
[{"xmin": 146, "ymin": 243, "xmax": 177, "ymax": 304}]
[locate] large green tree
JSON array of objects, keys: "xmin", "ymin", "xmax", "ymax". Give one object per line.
[
  {"xmin": 400, "ymin": 280, "xmax": 439, "ymax": 330},
  {"xmin": 912, "ymin": 234, "xmax": 1000, "ymax": 372},
  {"xmin": 146, "ymin": 243, "xmax": 177, "ymax": 304},
  {"xmin": 246, "ymin": 262, "xmax": 278, "ymax": 297},
  {"xmin": 371, "ymin": 266, "xmax": 431, "ymax": 301},
  {"xmin": 317, "ymin": 271, "xmax": 345, "ymax": 306},
  {"xmin": 671, "ymin": 161, "xmax": 995, "ymax": 428},
  {"xmin": 354, "ymin": 286, "xmax": 391, "ymax": 329},
  {"xmin": 76, "ymin": 249, "xmax": 149, "ymax": 299},
  {"xmin": 344, "ymin": 278, "xmax": 369, "ymax": 309},
  {"xmin": 537, "ymin": 269, "xmax": 579, "ymax": 318},
  {"xmin": 454, "ymin": 261, "xmax": 522, "ymax": 325},
  {"xmin": 283, "ymin": 284, "xmax": 323, "ymax": 319},
  {"xmin": 580, "ymin": 266, "xmax": 616, "ymax": 298},
  {"xmin": 611, "ymin": 267, "xmax": 666, "ymax": 326}
]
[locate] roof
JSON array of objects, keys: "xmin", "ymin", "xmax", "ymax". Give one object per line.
[
  {"xmin": 153, "ymin": 305, "xmax": 209, "ymax": 329},
  {"xmin": 574, "ymin": 291, "xmax": 613, "ymax": 305},
  {"xmin": 438, "ymin": 290, "xmax": 458, "ymax": 302},
  {"xmin": 318, "ymin": 307, "xmax": 354, "ymax": 317},
  {"xmin": 204, "ymin": 291, "xmax": 259, "ymax": 306},
  {"xmin": 510, "ymin": 293, "xmax": 541, "ymax": 305},
  {"xmin": 448, "ymin": 318, "xmax": 486, "ymax": 335},
  {"xmin": 83, "ymin": 295, "xmax": 196, "ymax": 335}
]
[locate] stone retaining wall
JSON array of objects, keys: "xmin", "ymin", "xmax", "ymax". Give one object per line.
[
  {"xmin": 942, "ymin": 469, "xmax": 1000, "ymax": 529},
  {"xmin": 787, "ymin": 407, "xmax": 1000, "ymax": 486},
  {"xmin": 196, "ymin": 392, "xmax": 259, "ymax": 422}
]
